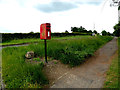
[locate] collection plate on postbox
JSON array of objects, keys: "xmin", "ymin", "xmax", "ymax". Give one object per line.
[{"xmin": 40, "ymin": 23, "xmax": 51, "ymax": 39}]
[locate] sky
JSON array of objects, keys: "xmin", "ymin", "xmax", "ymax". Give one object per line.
[{"xmin": 0, "ymin": 0, "xmax": 118, "ymax": 33}]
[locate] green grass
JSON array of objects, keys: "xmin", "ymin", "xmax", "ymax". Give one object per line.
[
  {"xmin": 1, "ymin": 38, "xmax": 41, "ymax": 45},
  {"xmin": 2, "ymin": 36, "xmax": 113, "ymax": 88},
  {"xmin": 1, "ymin": 35, "xmax": 90, "ymax": 45},
  {"xmin": 2, "ymin": 47, "xmax": 48, "ymax": 88},
  {"xmin": 103, "ymin": 38, "xmax": 119, "ymax": 89},
  {"xmin": 33, "ymin": 58, "xmax": 41, "ymax": 61},
  {"xmin": 29, "ymin": 36, "xmax": 113, "ymax": 67}
]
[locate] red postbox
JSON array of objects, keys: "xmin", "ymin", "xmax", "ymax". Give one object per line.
[{"xmin": 40, "ymin": 23, "xmax": 51, "ymax": 39}]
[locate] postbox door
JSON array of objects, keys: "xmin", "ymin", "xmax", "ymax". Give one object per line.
[{"xmin": 40, "ymin": 24, "xmax": 47, "ymax": 39}]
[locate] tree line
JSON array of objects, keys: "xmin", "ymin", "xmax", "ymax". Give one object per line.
[{"xmin": 66, "ymin": 26, "xmax": 113, "ymax": 36}]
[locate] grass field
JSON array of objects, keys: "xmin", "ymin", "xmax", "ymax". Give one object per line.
[
  {"xmin": 103, "ymin": 38, "xmax": 119, "ymax": 89},
  {"xmin": 1, "ymin": 35, "xmax": 90, "ymax": 45},
  {"xmin": 2, "ymin": 36, "xmax": 113, "ymax": 88}
]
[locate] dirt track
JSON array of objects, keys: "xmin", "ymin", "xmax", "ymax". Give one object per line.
[{"xmin": 43, "ymin": 37, "xmax": 118, "ymax": 88}]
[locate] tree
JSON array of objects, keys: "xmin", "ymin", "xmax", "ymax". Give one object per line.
[
  {"xmin": 93, "ymin": 30, "xmax": 97, "ymax": 34},
  {"xmin": 71, "ymin": 27, "xmax": 78, "ymax": 32},
  {"xmin": 88, "ymin": 30, "xmax": 92, "ymax": 33},
  {"xmin": 107, "ymin": 32, "xmax": 111, "ymax": 36},
  {"xmin": 101, "ymin": 30, "xmax": 107, "ymax": 36},
  {"xmin": 29, "ymin": 31, "xmax": 34, "ymax": 34},
  {"xmin": 78, "ymin": 26, "xmax": 86, "ymax": 32},
  {"xmin": 113, "ymin": 21, "xmax": 120, "ymax": 37},
  {"xmin": 65, "ymin": 30, "xmax": 69, "ymax": 33},
  {"xmin": 71, "ymin": 26, "xmax": 87, "ymax": 33}
]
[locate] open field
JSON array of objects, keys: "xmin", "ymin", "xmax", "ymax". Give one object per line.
[
  {"xmin": 103, "ymin": 38, "xmax": 120, "ymax": 88},
  {"xmin": 2, "ymin": 36, "xmax": 113, "ymax": 88},
  {"xmin": 1, "ymin": 35, "xmax": 90, "ymax": 46}
]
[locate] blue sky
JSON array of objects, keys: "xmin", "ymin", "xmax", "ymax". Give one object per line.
[{"xmin": 0, "ymin": 0, "xmax": 118, "ymax": 33}]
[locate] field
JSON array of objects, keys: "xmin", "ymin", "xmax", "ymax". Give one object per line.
[
  {"xmin": 1, "ymin": 35, "xmax": 90, "ymax": 46},
  {"xmin": 103, "ymin": 38, "xmax": 120, "ymax": 88},
  {"xmin": 2, "ymin": 36, "xmax": 113, "ymax": 88}
]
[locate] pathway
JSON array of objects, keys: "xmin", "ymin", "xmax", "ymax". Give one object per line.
[{"xmin": 51, "ymin": 37, "xmax": 118, "ymax": 88}]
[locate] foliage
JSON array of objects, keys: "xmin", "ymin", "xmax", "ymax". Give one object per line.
[
  {"xmin": 101, "ymin": 30, "xmax": 107, "ymax": 36},
  {"xmin": 101, "ymin": 30, "xmax": 112, "ymax": 36},
  {"xmin": 29, "ymin": 31, "xmax": 34, "ymax": 34},
  {"xmin": 113, "ymin": 21, "xmax": 120, "ymax": 37},
  {"xmin": 2, "ymin": 33, "xmax": 40, "ymax": 42},
  {"xmin": 93, "ymin": 30, "xmax": 97, "ymax": 34},
  {"xmin": 71, "ymin": 26, "xmax": 90, "ymax": 34},
  {"xmin": 118, "ymin": 6, "xmax": 120, "ymax": 10},
  {"xmin": 65, "ymin": 30, "xmax": 69, "ymax": 33},
  {"xmin": 71, "ymin": 27, "xmax": 78, "ymax": 32},
  {"xmin": 88, "ymin": 30, "xmax": 92, "ymax": 33}
]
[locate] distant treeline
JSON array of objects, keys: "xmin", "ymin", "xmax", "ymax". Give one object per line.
[{"xmin": 1, "ymin": 32, "xmax": 92, "ymax": 42}]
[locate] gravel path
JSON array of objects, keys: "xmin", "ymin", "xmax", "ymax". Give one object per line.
[{"xmin": 51, "ymin": 37, "xmax": 118, "ymax": 88}]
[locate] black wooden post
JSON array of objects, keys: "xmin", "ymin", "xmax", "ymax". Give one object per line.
[{"xmin": 44, "ymin": 39, "xmax": 48, "ymax": 63}]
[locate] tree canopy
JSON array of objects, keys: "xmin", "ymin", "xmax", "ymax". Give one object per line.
[
  {"xmin": 113, "ymin": 21, "xmax": 120, "ymax": 37},
  {"xmin": 71, "ymin": 26, "xmax": 90, "ymax": 33},
  {"xmin": 101, "ymin": 30, "xmax": 107, "ymax": 36},
  {"xmin": 93, "ymin": 30, "xmax": 97, "ymax": 34}
]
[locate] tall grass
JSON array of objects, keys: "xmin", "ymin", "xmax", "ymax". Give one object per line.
[
  {"xmin": 2, "ymin": 36, "xmax": 113, "ymax": 88},
  {"xmin": 30, "ymin": 36, "xmax": 113, "ymax": 66},
  {"xmin": 2, "ymin": 47, "xmax": 48, "ymax": 88}
]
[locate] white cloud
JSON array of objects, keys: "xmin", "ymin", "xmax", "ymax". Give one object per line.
[{"xmin": 0, "ymin": 0, "xmax": 118, "ymax": 33}]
